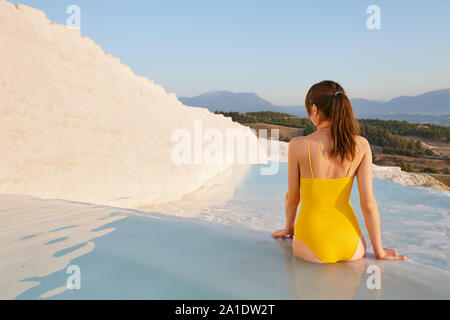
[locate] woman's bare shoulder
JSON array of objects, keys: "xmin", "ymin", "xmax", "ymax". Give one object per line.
[
  {"xmin": 289, "ymin": 136, "xmax": 307, "ymax": 155},
  {"xmin": 355, "ymin": 135, "xmax": 371, "ymax": 151},
  {"xmin": 290, "ymin": 136, "xmax": 307, "ymax": 144}
]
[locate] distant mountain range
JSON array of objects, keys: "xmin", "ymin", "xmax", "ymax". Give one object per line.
[
  {"xmin": 179, "ymin": 91, "xmax": 305, "ymax": 116},
  {"xmin": 179, "ymin": 89, "xmax": 450, "ymax": 125},
  {"xmin": 351, "ymin": 89, "xmax": 450, "ymax": 117}
]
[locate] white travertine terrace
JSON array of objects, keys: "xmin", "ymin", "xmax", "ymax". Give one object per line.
[
  {"xmin": 372, "ymin": 165, "xmax": 449, "ymax": 192},
  {"xmin": 0, "ymin": 1, "xmax": 288, "ymax": 208}
]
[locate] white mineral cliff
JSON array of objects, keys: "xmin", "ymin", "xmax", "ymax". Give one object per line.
[{"xmin": 0, "ymin": 1, "xmax": 288, "ymax": 208}]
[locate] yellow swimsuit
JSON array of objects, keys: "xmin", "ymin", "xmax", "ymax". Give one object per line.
[{"xmin": 294, "ymin": 137, "xmax": 362, "ymax": 263}]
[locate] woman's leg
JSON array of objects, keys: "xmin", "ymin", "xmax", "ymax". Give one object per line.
[
  {"xmin": 347, "ymin": 233, "xmax": 367, "ymax": 262},
  {"xmin": 292, "ymin": 237, "xmax": 324, "ymax": 264}
]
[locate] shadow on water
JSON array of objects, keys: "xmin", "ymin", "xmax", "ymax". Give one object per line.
[{"xmin": 13, "ymin": 212, "xmax": 449, "ymax": 300}]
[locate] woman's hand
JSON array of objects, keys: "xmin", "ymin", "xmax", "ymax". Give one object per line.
[
  {"xmin": 376, "ymin": 248, "xmax": 407, "ymax": 261},
  {"xmin": 272, "ymin": 226, "xmax": 294, "ymax": 239}
]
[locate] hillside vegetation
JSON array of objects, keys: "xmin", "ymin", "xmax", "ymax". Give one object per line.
[{"xmin": 216, "ymin": 111, "xmax": 450, "ymax": 161}]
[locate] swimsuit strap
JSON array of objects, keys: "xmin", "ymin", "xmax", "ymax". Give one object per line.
[
  {"xmin": 346, "ymin": 158, "xmax": 354, "ymax": 177},
  {"xmin": 306, "ymin": 136, "xmax": 314, "ymax": 178}
]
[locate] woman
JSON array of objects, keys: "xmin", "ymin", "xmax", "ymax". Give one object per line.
[{"xmin": 272, "ymin": 81, "xmax": 406, "ymax": 264}]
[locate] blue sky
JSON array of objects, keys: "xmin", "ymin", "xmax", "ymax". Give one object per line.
[{"xmin": 10, "ymin": 0, "xmax": 450, "ymax": 105}]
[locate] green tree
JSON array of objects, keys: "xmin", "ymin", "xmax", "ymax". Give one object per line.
[
  {"xmin": 424, "ymin": 167, "xmax": 438, "ymax": 174},
  {"xmin": 397, "ymin": 160, "xmax": 414, "ymax": 172}
]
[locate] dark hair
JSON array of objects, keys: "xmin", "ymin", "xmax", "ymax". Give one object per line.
[{"xmin": 305, "ymin": 80, "xmax": 359, "ymax": 161}]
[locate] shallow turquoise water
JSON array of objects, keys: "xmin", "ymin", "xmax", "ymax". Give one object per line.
[
  {"xmin": 15, "ymin": 212, "xmax": 449, "ymax": 300},
  {"xmin": 197, "ymin": 164, "xmax": 450, "ymax": 271},
  {"xmin": 4, "ymin": 163, "xmax": 450, "ymax": 299}
]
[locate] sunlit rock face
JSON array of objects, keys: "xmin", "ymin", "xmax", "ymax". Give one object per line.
[{"xmin": 0, "ymin": 1, "xmax": 289, "ymax": 208}]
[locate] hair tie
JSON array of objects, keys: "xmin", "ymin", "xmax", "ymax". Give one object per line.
[{"xmin": 335, "ymin": 91, "xmax": 342, "ymax": 97}]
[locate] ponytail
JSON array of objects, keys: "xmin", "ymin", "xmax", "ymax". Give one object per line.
[{"xmin": 305, "ymin": 81, "xmax": 360, "ymax": 162}]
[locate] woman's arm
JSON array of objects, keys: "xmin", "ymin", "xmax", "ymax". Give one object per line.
[
  {"xmin": 357, "ymin": 138, "xmax": 406, "ymax": 260},
  {"xmin": 272, "ymin": 139, "xmax": 301, "ymax": 238}
]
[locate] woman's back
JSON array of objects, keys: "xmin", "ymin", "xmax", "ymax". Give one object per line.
[
  {"xmin": 294, "ymin": 133, "xmax": 363, "ymax": 263},
  {"xmin": 298, "ymin": 131, "xmax": 365, "ymax": 180}
]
